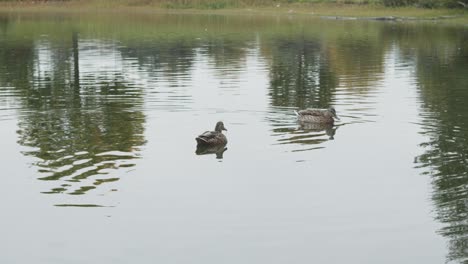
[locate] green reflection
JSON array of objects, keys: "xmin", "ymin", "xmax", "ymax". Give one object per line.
[
  {"xmin": 0, "ymin": 26, "xmax": 146, "ymax": 196},
  {"xmin": 412, "ymin": 26, "xmax": 468, "ymax": 263},
  {"xmin": 0, "ymin": 12, "xmax": 467, "ymax": 263},
  {"xmin": 264, "ymin": 23, "xmax": 385, "ymax": 148},
  {"xmin": 267, "ymin": 36, "xmax": 337, "ymax": 108}
]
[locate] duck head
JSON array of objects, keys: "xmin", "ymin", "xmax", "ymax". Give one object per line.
[
  {"xmin": 215, "ymin": 121, "xmax": 227, "ymax": 132},
  {"xmin": 328, "ymin": 107, "xmax": 340, "ymax": 120}
]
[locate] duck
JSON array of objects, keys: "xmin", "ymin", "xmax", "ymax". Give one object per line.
[
  {"xmin": 294, "ymin": 107, "xmax": 339, "ymax": 124},
  {"xmin": 195, "ymin": 121, "xmax": 228, "ymax": 146}
]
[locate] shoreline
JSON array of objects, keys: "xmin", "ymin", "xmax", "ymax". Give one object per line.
[{"xmin": 0, "ymin": 2, "xmax": 466, "ymax": 25}]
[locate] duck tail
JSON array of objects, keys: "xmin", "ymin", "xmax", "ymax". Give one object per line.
[{"xmin": 294, "ymin": 110, "xmax": 299, "ymax": 116}]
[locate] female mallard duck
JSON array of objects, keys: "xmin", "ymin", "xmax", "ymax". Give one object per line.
[
  {"xmin": 195, "ymin": 121, "xmax": 228, "ymax": 146},
  {"xmin": 294, "ymin": 107, "xmax": 339, "ymax": 124}
]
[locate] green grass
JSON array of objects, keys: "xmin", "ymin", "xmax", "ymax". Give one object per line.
[{"xmin": 0, "ymin": 0, "xmax": 466, "ymax": 24}]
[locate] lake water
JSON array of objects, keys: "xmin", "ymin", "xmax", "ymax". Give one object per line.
[{"xmin": 1, "ymin": 12, "xmax": 467, "ymax": 264}]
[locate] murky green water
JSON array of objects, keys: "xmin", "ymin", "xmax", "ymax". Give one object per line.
[{"xmin": 1, "ymin": 12, "xmax": 467, "ymax": 264}]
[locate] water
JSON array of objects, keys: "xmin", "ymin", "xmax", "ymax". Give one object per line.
[{"xmin": 1, "ymin": 12, "xmax": 467, "ymax": 264}]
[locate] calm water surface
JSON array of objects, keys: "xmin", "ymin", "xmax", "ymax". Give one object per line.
[{"xmin": 1, "ymin": 12, "xmax": 468, "ymax": 264}]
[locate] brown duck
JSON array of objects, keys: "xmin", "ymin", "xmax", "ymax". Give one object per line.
[
  {"xmin": 295, "ymin": 107, "xmax": 339, "ymax": 124},
  {"xmin": 195, "ymin": 121, "xmax": 228, "ymax": 146}
]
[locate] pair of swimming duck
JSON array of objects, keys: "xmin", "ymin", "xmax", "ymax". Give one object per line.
[{"xmin": 196, "ymin": 107, "xmax": 339, "ymax": 146}]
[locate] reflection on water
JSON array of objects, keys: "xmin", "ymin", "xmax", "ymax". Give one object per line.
[
  {"xmin": 264, "ymin": 28, "xmax": 383, "ymax": 151},
  {"xmin": 0, "ymin": 12, "xmax": 468, "ymax": 263},
  {"xmin": 299, "ymin": 122, "xmax": 337, "ymax": 140},
  {"xmin": 0, "ymin": 29, "xmax": 146, "ymax": 202},
  {"xmin": 272, "ymin": 120, "xmax": 337, "ymax": 151},
  {"xmin": 410, "ymin": 26, "xmax": 468, "ymax": 263},
  {"xmin": 195, "ymin": 144, "xmax": 228, "ymax": 159},
  {"xmin": 266, "ymin": 36, "xmax": 336, "ymax": 109}
]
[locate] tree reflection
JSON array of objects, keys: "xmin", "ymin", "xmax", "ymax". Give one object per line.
[
  {"xmin": 266, "ymin": 36, "xmax": 337, "ymax": 109},
  {"xmin": 203, "ymin": 37, "xmax": 250, "ymax": 80},
  {"xmin": 2, "ymin": 15, "xmax": 468, "ymax": 261},
  {"xmin": 265, "ymin": 29, "xmax": 385, "ymax": 149},
  {"xmin": 119, "ymin": 38, "xmax": 197, "ymax": 85},
  {"xmin": 412, "ymin": 27, "xmax": 468, "ymax": 263},
  {"xmin": 0, "ymin": 32, "xmax": 146, "ymax": 197},
  {"xmin": 264, "ymin": 35, "xmax": 339, "ymax": 150},
  {"xmin": 326, "ymin": 33, "xmax": 386, "ymax": 91},
  {"xmin": 16, "ymin": 79, "xmax": 145, "ymax": 195}
]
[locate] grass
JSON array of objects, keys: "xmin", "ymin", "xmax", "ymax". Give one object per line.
[{"xmin": 0, "ymin": 0, "xmax": 466, "ymax": 23}]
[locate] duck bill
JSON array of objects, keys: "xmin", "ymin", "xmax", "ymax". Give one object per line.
[{"xmin": 334, "ymin": 115, "xmax": 340, "ymax": 120}]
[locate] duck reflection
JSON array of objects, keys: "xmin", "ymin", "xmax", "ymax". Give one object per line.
[
  {"xmin": 298, "ymin": 121, "xmax": 337, "ymax": 140},
  {"xmin": 195, "ymin": 144, "xmax": 228, "ymax": 159},
  {"xmin": 273, "ymin": 121, "xmax": 338, "ymax": 149}
]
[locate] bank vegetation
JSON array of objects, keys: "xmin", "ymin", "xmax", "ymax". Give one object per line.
[{"xmin": 0, "ymin": 0, "xmax": 467, "ymax": 9}]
